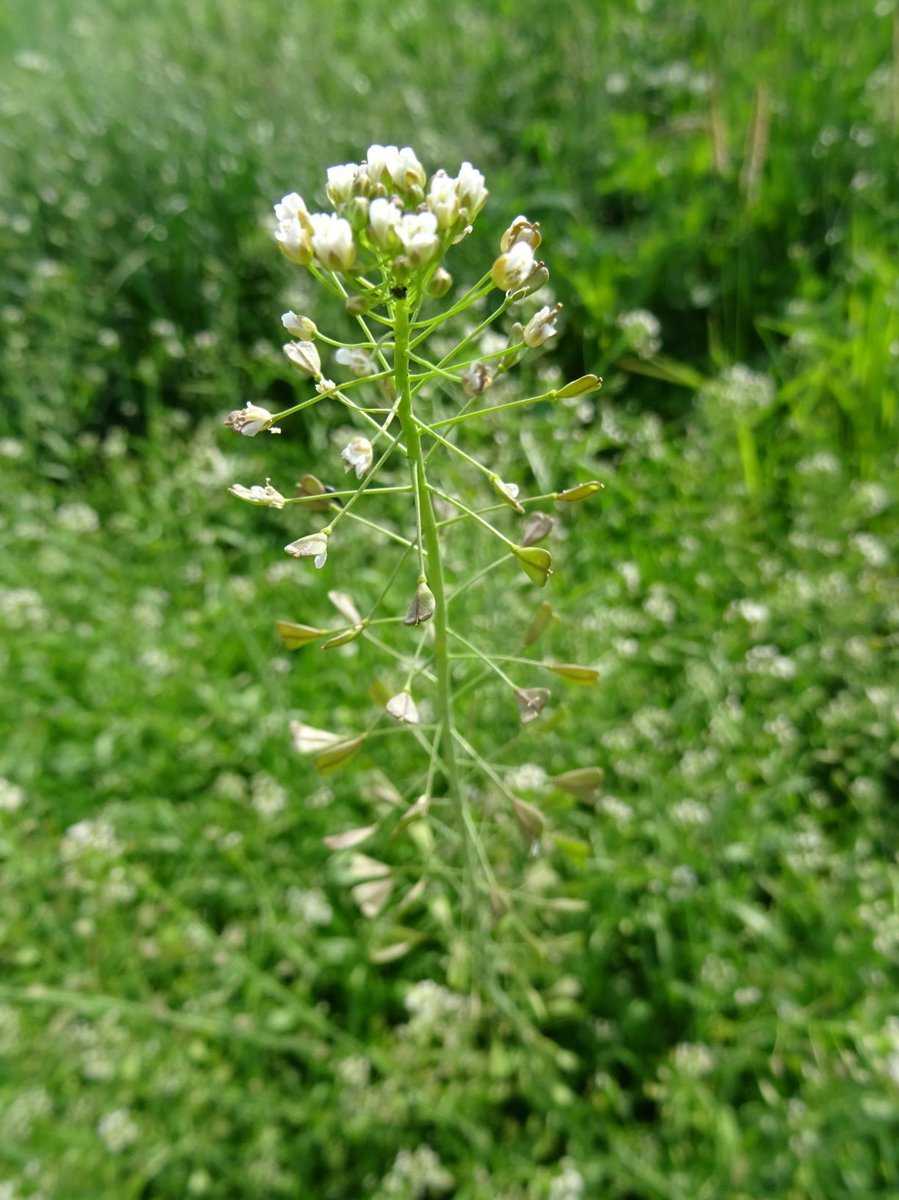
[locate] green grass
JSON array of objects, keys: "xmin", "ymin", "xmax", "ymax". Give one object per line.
[{"xmin": 1, "ymin": 1, "xmax": 899, "ymax": 1197}]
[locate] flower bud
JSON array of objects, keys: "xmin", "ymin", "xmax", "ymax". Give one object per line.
[
  {"xmin": 309, "ymin": 213, "xmax": 356, "ymax": 272},
  {"xmin": 281, "ymin": 311, "xmax": 317, "ymax": 339},
  {"xmin": 514, "ymin": 686, "xmax": 551, "ymax": 725},
  {"xmin": 224, "ymin": 403, "xmax": 281, "ymax": 437},
  {"xmin": 522, "ymin": 303, "xmax": 562, "ymax": 348},
  {"xmin": 273, "ymin": 193, "xmax": 313, "ymax": 265},
  {"xmin": 368, "ymin": 197, "xmax": 402, "ymax": 249},
  {"xmin": 512, "ymin": 796, "xmax": 545, "ymax": 841},
  {"xmin": 283, "ymin": 339, "xmax": 322, "ymax": 378},
  {"xmin": 427, "ymin": 267, "xmax": 453, "ymax": 298},
  {"xmin": 334, "ymin": 347, "xmax": 375, "ymax": 377},
  {"xmin": 404, "ymin": 580, "xmax": 436, "ymax": 626},
  {"xmin": 454, "ymin": 162, "xmax": 488, "ymax": 222},
  {"xmin": 386, "ymin": 691, "xmax": 420, "ymax": 725},
  {"xmin": 513, "ymin": 545, "xmax": 553, "ymax": 587},
  {"xmin": 521, "ymin": 511, "xmax": 554, "ymax": 546},
  {"xmin": 340, "ymin": 436, "xmax": 373, "ymax": 479},
  {"xmin": 284, "ymin": 529, "xmax": 330, "ymax": 569},
  {"xmin": 500, "ymin": 214, "xmax": 542, "ymax": 252},
  {"xmin": 326, "ymin": 163, "xmax": 358, "ymax": 206},
  {"xmin": 390, "ymin": 146, "xmax": 426, "ymax": 193},
  {"xmin": 427, "ymin": 170, "xmax": 459, "ymax": 230}
]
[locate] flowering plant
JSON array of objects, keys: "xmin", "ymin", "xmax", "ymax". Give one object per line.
[{"xmin": 225, "ymin": 145, "xmax": 602, "ymax": 957}]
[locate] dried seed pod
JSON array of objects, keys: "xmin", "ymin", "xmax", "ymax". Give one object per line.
[
  {"xmin": 514, "ymin": 686, "xmax": 551, "ymax": 725},
  {"xmin": 296, "ymin": 474, "xmax": 334, "ymax": 512},
  {"xmin": 521, "ymin": 511, "xmax": 554, "ymax": 546},
  {"xmin": 523, "ymin": 600, "xmax": 556, "ymax": 647},
  {"xmin": 404, "ymin": 580, "xmax": 436, "ymax": 626},
  {"xmin": 385, "ymin": 691, "xmax": 420, "ymax": 724}
]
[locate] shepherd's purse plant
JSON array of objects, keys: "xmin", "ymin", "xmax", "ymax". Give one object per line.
[{"xmin": 224, "ymin": 145, "xmax": 602, "ymax": 964}]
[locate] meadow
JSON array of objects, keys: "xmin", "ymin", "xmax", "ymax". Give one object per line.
[{"xmin": 1, "ymin": 1, "xmax": 898, "ymax": 1197}]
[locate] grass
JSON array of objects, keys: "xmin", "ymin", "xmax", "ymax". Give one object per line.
[{"xmin": 1, "ymin": 0, "xmax": 899, "ymax": 1197}]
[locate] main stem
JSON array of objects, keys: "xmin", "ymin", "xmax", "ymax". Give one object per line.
[{"xmin": 392, "ymin": 296, "xmax": 464, "ymax": 806}]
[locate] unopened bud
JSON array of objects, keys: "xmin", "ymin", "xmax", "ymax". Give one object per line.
[
  {"xmin": 427, "ymin": 267, "xmax": 453, "ymax": 298},
  {"xmin": 281, "ymin": 311, "xmax": 317, "ymax": 339},
  {"xmin": 512, "ymin": 795, "xmax": 546, "ymax": 841},
  {"xmin": 404, "ymin": 580, "xmax": 436, "ymax": 626}
]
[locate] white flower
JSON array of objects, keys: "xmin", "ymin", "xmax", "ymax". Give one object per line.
[
  {"xmin": 284, "ymin": 530, "xmax": 330, "ymax": 568},
  {"xmin": 315, "ymin": 376, "xmax": 338, "ymax": 395},
  {"xmin": 396, "ymin": 211, "xmax": 439, "ymax": 265},
  {"xmin": 491, "ymin": 240, "xmax": 537, "ymax": 291},
  {"xmin": 340, "ymin": 436, "xmax": 373, "ymax": 478},
  {"xmin": 290, "ymin": 720, "xmax": 341, "ymax": 754},
  {"xmin": 224, "ymin": 403, "xmax": 281, "ymax": 436},
  {"xmin": 281, "ymin": 311, "xmax": 317, "ymax": 338},
  {"xmin": 522, "ymin": 303, "xmax": 562, "ymax": 347},
  {"xmin": 274, "ymin": 192, "xmax": 310, "ymax": 224},
  {"xmin": 454, "ymin": 161, "xmax": 488, "ymax": 220},
  {"xmin": 461, "ymin": 362, "xmax": 492, "ymax": 395},
  {"xmin": 283, "ymin": 339, "xmax": 322, "ymax": 377},
  {"xmin": 273, "ymin": 195, "xmax": 313, "ymax": 265},
  {"xmin": 98, "ymin": 1108, "xmax": 139, "ymax": 1153},
  {"xmin": 427, "ymin": 170, "xmax": 459, "ymax": 229},
  {"xmin": 309, "ymin": 213, "xmax": 356, "ymax": 271},
  {"xmin": 368, "ymin": 197, "xmax": 402, "ymax": 248},
  {"xmin": 228, "ymin": 480, "xmax": 286, "ymax": 509},
  {"xmin": 617, "ymin": 309, "xmax": 661, "ymax": 359},
  {"xmin": 334, "ymin": 347, "xmax": 375, "ymax": 376},
  {"xmin": 500, "ymin": 214, "xmax": 542, "ymax": 251},
  {"xmin": 0, "ymin": 779, "xmax": 24, "ymax": 812},
  {"xmin": 365, "ymin": 143, "xmax": 399, "ymax": 186},
  {"xmin": 389, "ymin": 146, "xmax": 426, "ymax": 191},
  {"xmin": 386, "ymin": 691, "xmax": 420, "ymax": 724},
  {"xmin": 326, "ymin": 163, "xmax": 358, "ymax": 206}
]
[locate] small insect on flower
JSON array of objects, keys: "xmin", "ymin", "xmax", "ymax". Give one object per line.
[
  {"xmin": 228, "ymin": 480, "xmax": 287, "ymax": 509},
  {"xmin": 341, "ymin": 436, "xmax": 373, "ymax": 479},
  {"xmin": 386, "ymin": 691, "xmax": 420, "ymax": 725},
  {"xmin": 285, "ymin": 529, "xmax": 330, "ymax": 568},
  {"xmin": 224, "ymin": 403, "xmax": 281, "ymax": 437},
  {"xmin": 283, "ymin": 339, "xmax": 322, "ymax": 378}
]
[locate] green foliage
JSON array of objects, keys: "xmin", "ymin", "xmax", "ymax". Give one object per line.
[{"xmin": 1, "ymin": 0, "xmax": 898, "ymax": 1197}]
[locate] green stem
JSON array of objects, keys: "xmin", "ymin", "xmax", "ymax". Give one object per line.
[{"xmin": 392, "ymin": 296, "xmax": 466, "ymax": 821}]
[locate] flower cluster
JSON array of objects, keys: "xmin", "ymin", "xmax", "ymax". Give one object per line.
[{"xmin": 272, "ymin": 144, "xmax": 488, "ymax": 284}]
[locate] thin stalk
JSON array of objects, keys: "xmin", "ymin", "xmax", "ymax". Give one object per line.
[{"xmin": 392, "ymin": 296, "xmax": 468, "ymax": 840}]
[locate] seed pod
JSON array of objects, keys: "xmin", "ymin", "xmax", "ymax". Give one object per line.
[
  {"xmin": 513, "ymin": 545, "xmax": 553, "ymax": 587},
  {"xmin": 296, "ymin": 474, "xmax": 333, "ymax": 512},
  {"xmin": 523, "ymin": 600, "xmax": 555, "ymax": 647},
  {"xmin": 328, "ymin": 590, "xmax": 362, "ymax": 625},
  {"xmin": 314, "ymin": 734, "xmax": 365, "ymax": 773},
  {"xmin": 556, "ymin": 374, "xmax": 602, "ymax": 399},
  {"xmin": 404, "ymin": 580, "xmax": 436, "ymax": 626},
  {"xmin": 547, "ymin": 663, "xmax": 599, "ymax": 685},
  {"xmin": 427, "ymin": 267, "xmax": 453, "ymax": 298},
  {"xmin": 556, "ymin": 480, "xmax": 603, "ymax": 503},
  {"xmin": 490, "ymin": 474, "xmax": 524, "ymax": 513},
  {"xmin": 521, "ymin": 511, "xmax": 553, "ymax": 547},
  {"xmin": 351, "ymin": 877, "xmax": 393, "ymax": 918},
  {"xmin": 323, "ymin": 825, "xmax": 377, "ymax": 851},
  {"xmin": 276, "ymin": 620, "xmax": 327, "ymax": 649},
  {"xmin": 385, "ymin": 691, "xmax": 420, "ymax": 725},
  {"xmin": 512, "ymin": 796, "xmax": 546, "ymax": 841},
  {"xmin": 321, "ymin": 623, "xmax": 365, "ymax": 649},
  {"xmin": 552, "ymin": 767, "xmax": 604, "ymax": 798}
]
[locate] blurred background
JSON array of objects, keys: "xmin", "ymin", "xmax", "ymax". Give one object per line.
[{"xmin": 1, "ymin": 1, "xmax": 898, "ymax": 1197}]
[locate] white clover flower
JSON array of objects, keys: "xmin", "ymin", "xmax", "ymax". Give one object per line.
[
  {"xmin": 491, "ymin": 240, "xmax": 537, "ymax": 291},
  {"xmin": 396, "ymin": 211, "xmax": 440, "ymax": 265},
  {"xmin": 454, "ymin": 161, "xmax": 488, "ymax": 221},
  {"xmin": 224, "ymin": 403, "xmax": 281, "ymax": 436},
  {"xmin": 281, "ymin": 311, "xmax": 317, "ymax": 339},
  {"xmin": 341, "ymin": 436, "xmax": 373, "ymax": 478},
  {"xmin": 522, "ymin": 303, "xmax": 562, "ymax": 347},
  {"xmin": 326, "ymin": 163, "xmax": 358, "ymax": 206},
  {"xmin": 386, "ymin": 691, "xmax": 420, "ymax": 724},
  {"xmin": 368, "ymin": 196, "xmax": 403, "ymax": 248},
  {"xmin": 283, "ymin": 339, "xmax": 322, "ymax": 378},
  {"xmin": 334, "ymin": 347, "xmax": 375, "ymax": 376},
  {"xmin": 290, "ymin": 720, "xmax": 341, "ymax": 754},
  {"xmin": 617, "ymin": 309, "xmax": 662, "ymax": 358},
  {"xmin": 284, "ymin": 530, "xmax": 330, "ymax": 568},
  {"xmin": 309, "ymin": 213, "xmax": 356, "ymax": 271},
  {"xmin": 228, "ymin": 480, "xmax": 287, "ymax": 509},
  {"xmin": 427, "ymin": 170, "xmax": 459, "ymax": 230}
]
